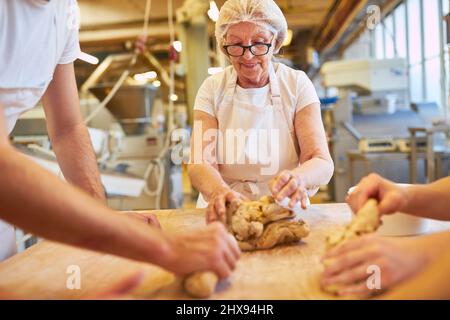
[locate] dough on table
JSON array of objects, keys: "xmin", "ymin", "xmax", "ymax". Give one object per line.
[
  {"xmin": 183, "ymin": 195, "xmax": 309, "ymax": 298},
  {"xmin": 323, "ymin": 199, "xmax": 382, "ymax": 295},
  {"xmin": 238, "ymin": 219, "xmax": 310, "ymax": 251},
  {"xmin": 184, "ymin": 271, "xmax": 219, "ymax": 299}
]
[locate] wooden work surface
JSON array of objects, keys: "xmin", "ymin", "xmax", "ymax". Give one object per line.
[{"xmin": 1, "ymin": 203, "xmax": 447, "ymax": 300}]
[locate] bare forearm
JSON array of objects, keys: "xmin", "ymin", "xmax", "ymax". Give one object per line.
[
  {"xmin": 382, "ymin": 245, "xmax": 450, "ymax": 299},
  {"xmin": 188, "ymin": 164, "xmax": 229, "ymax": 201},
  {"xmin": 51, "ymin": 123, "xmax": 105, "ymax": 202},
  {"xmin": 402, "ymin": 178, "xmax": 450, "ymax": 220},
  {"xmin": 293, "ymin": 157, "xmax": 334, "ymax": 191},
  {"xmin": 0, "ymin": 146, "xmax": 170, "ymax": 266}
]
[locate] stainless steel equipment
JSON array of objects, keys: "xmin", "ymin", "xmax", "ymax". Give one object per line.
[
  {"xmin": 89, "ymin": 84, "xmax": 158, "ymax": 135},
  {"xmin": 321, "ymin": 58, "xmax": 449, "ymax": 202}
]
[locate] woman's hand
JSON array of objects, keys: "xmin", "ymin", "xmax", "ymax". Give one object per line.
[
  {"xmin": 206, "ymin": 186, "xmax": 248, "ymax": 224},
  {"xmin": 162, "ymin": 222, "xmax": 241, "ymax": 279},
  {"xmin": 269, "ymin": 170, "xmax": 308, "ymax": 209},
  {"xmin": 321, "ymin": 235, "xmax": 430, "ymax": 297},
  {"xmin": 347, "ymin": 173, "xmax": 410, "ymax": 216}
]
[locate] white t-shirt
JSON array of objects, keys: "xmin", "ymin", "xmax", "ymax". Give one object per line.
[
  {"xmin": 0, "ymin": 0, "xmax": 80, "ymax": 261},
  {"xmin": 194, "ymin": 62, "xmax": 320, "ymax": 119},
  {"xmin": 0, "ymin": 0, "xmax": 81, "ymax": 134}
]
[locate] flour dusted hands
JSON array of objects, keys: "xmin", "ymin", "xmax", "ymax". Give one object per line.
[
  {"xmin": 269, "ymin": 170, "xmax": 309, "ymax": 209},
  {"xmin": 206, "ymin": 186, "xmax": 248, "ymax": 224}
]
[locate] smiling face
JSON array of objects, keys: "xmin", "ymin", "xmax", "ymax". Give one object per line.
[{"xmin": 225, "ymin": 21, "xmax": 275, "ymax": 88}]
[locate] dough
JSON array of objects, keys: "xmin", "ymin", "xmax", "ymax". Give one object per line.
[
  {"xmin": 226, "ymin": 195, "xmax": 309, "ymax": 250},
  {"xmin": 184, "ymin": 195, "xmax": 309, "ymax": 298},
  {"xmin": 184, "ymin": 271, "xmax": 219, "ymax": 299},
  {"xmin": 323, "ymin": 199, "xmax": 381, "ymax": 295},
  {"xmin": 326, "ymin": 199, "xmax": 381, "ymax": 249},
  {"xmin": 226, "ymin": 195, "xmax": 296, "ymax": 241},
  {"xmin": 238, "ymin": 220, "xmax": 310, "ymax": 251}
]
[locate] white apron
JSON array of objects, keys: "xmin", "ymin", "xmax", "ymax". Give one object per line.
[{"xmin": 197, "ymin": 63, "xmax": 300, "ymax": 208}]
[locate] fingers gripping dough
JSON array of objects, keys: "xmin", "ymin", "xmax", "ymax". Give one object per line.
[
  {"xmin": 323, "ymin": 199, "xmax": 382, "ymax": 295},
  {"xmin": 184, "ymin": 196, "xmax": 309, "ymax": 298}
]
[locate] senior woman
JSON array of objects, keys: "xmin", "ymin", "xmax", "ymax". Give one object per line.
[{"xmin": 188, "ymin": 0, "xmax": 334, "ymax": 223}]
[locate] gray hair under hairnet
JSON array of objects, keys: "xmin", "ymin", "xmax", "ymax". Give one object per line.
[{"xmin": 215, "ymin": 0, "xmax": 288, "ymax": 55}]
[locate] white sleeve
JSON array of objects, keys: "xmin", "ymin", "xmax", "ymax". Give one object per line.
[
  {"xmin": 295, "ymin": 71, "xmax": 320, "ymax": 113},
  {"xmin": 58, "ymin": 1, "xmax": 81, "ymax": 64},
  {"xmin": 193, "ymin": 78, "xmax": 216, "ymax": 117}
]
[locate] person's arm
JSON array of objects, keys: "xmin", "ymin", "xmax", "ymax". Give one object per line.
[
  {"xmin": 381, "ymin": 245, "xmax": 450, "ymax": 299},
  {"xmin": 400, "ymin": 178, "xmax": 450, "ymax": 220},
  {"xmin": 188, "ymin": 111, "xmax": 247, "ymax": 223},
  {"xmin": 347, "ymin": 173, "xmax": 450, "ymax": 221},
  {"xmin": 41, "ymin": 63, "xmax": 105, "ymax": 202},
  {"xmin": 0, "ymin": 110, "xmax": 239, "ymax": 278},
  {"xmin": 270, "ymin": 102, "xmax": 334, "ymax": 208}
]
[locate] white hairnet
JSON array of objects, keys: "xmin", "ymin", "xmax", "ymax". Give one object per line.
[{"xmin": 215, "ymin": 0, "xmax": 288, "ymax": 55}]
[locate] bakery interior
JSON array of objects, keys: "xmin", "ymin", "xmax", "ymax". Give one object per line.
[{"xmin": 1, "ymin": 0, "xmax": 450, "ymax": 300}]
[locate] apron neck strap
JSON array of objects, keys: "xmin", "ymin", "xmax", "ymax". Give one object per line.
[{"xmin": 225, "ymin": 62, "xmax": 282, "ymax": 108}]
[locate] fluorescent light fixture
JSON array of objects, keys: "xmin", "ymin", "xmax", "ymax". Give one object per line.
[
  {"xmin": 78, "ymin": 51, "xmax": 99, "ymax": 65},
  {"xmin": 208, "ymin": 67, "xmax": 224, "ymax": 75},
  {"xmin": 152, "ymin": 80, "xmax": 161, "ymax": 87},
  {"xmin": 283, "ymin": 29, "xmax": 293, "ymax": 47},
  {"xmin": 143, "ymin": 71, "xmax": 157, "ymax": 79},
  {"xmin": 173, "ymin": 41, "xmax": 182, "ymax": 53},
  {"xmin": 133, "ymin": 74, "xmax": 147, "ymax": 83},
  {"xmin": 208, "ymin": 1, "xmax": 219, "ymax": 22}
]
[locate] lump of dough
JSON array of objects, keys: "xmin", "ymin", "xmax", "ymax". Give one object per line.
[
  {"xmin": 184, "ymin": 271, "xmax": 219, "ymax": 299},
  {"xmin": 238, "ymin": 220, "xmax": 310, "ymax": 251},
  {"xmin": 326, "ymin": 199, "xmax": 381, "ymax": 249},
  {"xmin": 226, "ymin": 195, "xmax": 295, "ymax": 241},
  {"xmin": 323, "ymin": 199, "xmax": 381, "ymax": 296}
]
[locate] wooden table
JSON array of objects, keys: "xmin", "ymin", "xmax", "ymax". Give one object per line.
[{"xmin": 0, "ymin": 204, "xmax": 449, "ymax": 299}]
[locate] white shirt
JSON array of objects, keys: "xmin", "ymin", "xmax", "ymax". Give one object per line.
[
  {"xmin": 194, "ymin": 62, "xmax": 320, "ymax": 118},
  {"xmin": 0, "ymin": 0, "xmax": 80, "ymax": 261},
  {"xmin": 0, "ymin": 0, "xmax": 81, "ymax": 134}
]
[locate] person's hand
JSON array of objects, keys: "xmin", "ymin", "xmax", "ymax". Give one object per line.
[
  {"xmin": 123, "ymin": 211, "xmax": 161, "ymax": 229},
  {"xmin": 163, "ymin": 222, "xmax": 241, "ymax": 279},
  {"xmin": 89, "ymin": 272, "xmax": 145, "ymax": 300},
  {"xmin": 321, "ymin": 235, "xmax": 430, "ymax": 297},
  {"xmin": 134, "ymin": 34, "xmax": 147, "ymax": 54},
  {"xmin": 269, "ymin": 170, "xmax": 308, "ymax": 209},
  {"xmin": 206, "ymin": 186, "xmax": 248, "ymax": 224},
  {"xmin": 347, "ymin": 173, "xmax": 410, "ymax": 216}
]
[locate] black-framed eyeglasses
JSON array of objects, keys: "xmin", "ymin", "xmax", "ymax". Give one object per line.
[{"xmin": 223, "ymin": 42, "xmax": 272, "ymax": 57}]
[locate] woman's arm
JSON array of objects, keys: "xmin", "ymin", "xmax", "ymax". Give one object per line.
[
  {"xmin": 292, "ymin": 102, "xmax": 334, "ymax": 187},
  {"xmin": 188, "ymin": 111, "xmax": 228, "ymax": 200},
  {"xmin": 188, "ymin": 111, "xmax": 246, "ymax": 222},
  {"xmin": 270, "ymin": 102, "xmax": 334, "ymax": 207}
]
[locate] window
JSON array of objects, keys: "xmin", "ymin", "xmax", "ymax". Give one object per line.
[
  {"xmin": 394, "ymin": 3, "xmax": 407, "ymax": 58},
  {"xmin": 424, "ymin": 0, "xmax": 440, "ymax": 59},
  {"xmin": 407, "ymin": 0, "xmax": 422, "ymax": 66},
  {"xmin": 375, "ymin": 23, "xmax": 385, "ymax": 59},
  {"xmin": 384, "ymin": 15, "xmax": 395, "ymax": 58},
  {"xmin": 343, "ymin": 0, "xmax": 449, "ymax": 108}
]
